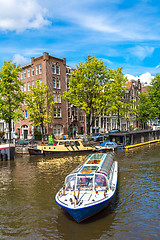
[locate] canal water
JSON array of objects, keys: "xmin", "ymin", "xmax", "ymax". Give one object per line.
[{"xmin": 0, "ymin": 144, "xmax": 159, "ymax": 240}]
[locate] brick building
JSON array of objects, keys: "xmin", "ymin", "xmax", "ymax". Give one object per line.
[{"xmin": 15, "ymin": 52, "xmax": 86, "ymax": 140}]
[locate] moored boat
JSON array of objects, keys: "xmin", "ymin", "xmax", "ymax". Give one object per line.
[
  {"xmin": 55, "ymin": 153, "xmax": 118, "ymax": 222},
  {"xmin": 94, "ymin": 141, "xmax": 124, "ymax": 152},
  {"xmin": 28, "ymin": 139, "xmax": 93, "ymax": 156},
  {"xmin": 94, "ymin": 141, "xmax": 118, "ymax": 151}
]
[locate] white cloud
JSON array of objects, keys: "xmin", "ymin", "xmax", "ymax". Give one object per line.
[
  {"xmin": 0, "ymin": 0, "xmax": 50, "ymax": 32},
  {"xmin": 129, "ymin": 46, "xmax": 155, "ymax": 60},
  {"xmin": 125, "ymin": 72, "xmax": 154, "ymax": 85},
  {"xmin": 42, "ymin": 0, "xmax": 160, "ymax": 41},
  {"xmin": 12, "ymin": 54, "xmax": 29, "ymax": 65},
  {"xmin": 155, "ymin": 64, "xmax": 160, "ymax": 69}
]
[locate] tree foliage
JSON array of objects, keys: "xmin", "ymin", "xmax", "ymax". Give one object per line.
[
  {"xmin": 62, "ymin": 55, "xmax": 110, "ymax": 134},
  {"xmin": 137, "ymin": 92, "xmax": 158, "ymax": 129},
  {"xmin": 25, "ymin": 80, "xmax": 56, "ymax": 141},
  {"xmin": 148, "ymin": 74, "xmax": 160, "ymax": 116},
  {"xmin": 0, "ymin": 61, "xmax": 24, "ymax": 142},
  {"xmin": 104, "ymin": 67, "xmax": 135, "ymax": 130}
]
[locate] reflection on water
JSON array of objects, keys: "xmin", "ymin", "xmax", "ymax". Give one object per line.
[{"xmin": 0, "ymin": 144, "xmax": 160, "ymax": 240}]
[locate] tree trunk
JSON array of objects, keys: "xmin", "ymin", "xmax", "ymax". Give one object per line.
[
  {"xmin": 41, "ymin": 121, "xmax": 44, "ymax": 142},
  {"xmin": 117, "ymin": 109, "xmax": 120, "ymax": 130},
  {"xmin": 9, "ymin": 119, "xmax": 12, "ymax": 144}
]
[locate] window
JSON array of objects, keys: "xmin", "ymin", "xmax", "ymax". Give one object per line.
[
  {"xmin": 68, "ymin": 107, "xmax": 71, "ymax": 118},
  {"xmin": 39, "ymin": 64, "xmax": 42, "ymax": 74},
  {"xmin": 80, "ymin": 115, "xmax": 84, "ymax": 122},
  {"xmin": 54, "ymin": 108, "xmax": 57, "ymax": 117},
  {"xmin": 57, "ymin": 94, "xmax": 61, "ymax": 103},
  {"xmin": 53, "ymin": 93, "xmax": 56, "ymax": 102},
  {"xmin": 28, "ymin": 82, "xmax": 30, "ymax": 91},
  {"xmin": 32, "ymin": 67, "xmax": 34, "ymax": 76},
  {"xmin": 52, "ymin": 64, "xmax": 55, "ymax": 74},
  {"xmin": 28, "ymin": 69, "xmax": 30, "ymax": 78},
  {"xmin": 21, "ymin": 72, "xmax": 23, "ymax": 79},
  {"xmin": 24, "ymin": 70, "xmax": 26, "ymax": 79},
  {"xmin": 67, "ymin": 76, "xmax": 70, "ymax": 89},
  {"xmin": 57, "ymin": 79, "xmax": 60, "ymax": 89},
  {"xmin": 39, "ymin": 79, "xmax": 42, "ymax": 84},
  {"xmin": 36, "ymin": 65, "xmax": 39, "ymax": 75},
  {"xmin": 53, "ymin": 124, "xmax": 63, "ymax": 136},
  {"xmin": 24, "ymin": 83, "xmax": 26, "ymax": 91},
  {"xmin": 54, "ymin": 108, "xmax": 61, "ymax": 117},
  {"xmin": 57, "ymin": 108, "xmax": 61, "ymax": 117},
  {"xmin": 25, "ymin": 110, "xmax": 27, "ymax": 118},
  {"xmin": 53, "ymin": 78, "xmax": 56, "ymax": 88},
  {"xmin": 56, "ymin": 65, "xmax": 60, "ymax": 75}
]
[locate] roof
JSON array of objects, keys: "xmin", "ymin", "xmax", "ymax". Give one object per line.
[{"xmin": 126, "ymin": 81, "xmax": 131, "ymax": 89}]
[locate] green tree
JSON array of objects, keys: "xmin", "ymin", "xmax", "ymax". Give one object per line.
[
  {"xmin": 137, "ymin": 92, "xmax": 158, "ymax": 129},
  {"xmin": 148, "ymin": 74, "xmax": 160, "ymax": 118},
  {"xmin": 25, "ymin": 80, "xmax": 56, "ymax": 141},
  {"xmin": 0, "ymin": 61, "xmax": 24, "ymax": 143},
  {"xmin": 62, "ymin": 55, "xmax": 109, "ymax": 135},
  {"xmin": 105, "ymin": 68, "xmax": 135, "ymax": 130}
]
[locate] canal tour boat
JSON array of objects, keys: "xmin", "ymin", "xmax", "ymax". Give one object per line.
[
  {"xmin": 28, "ymin": 139, "xmax": 93, "ymax": 156},
  {"xmin": 55, "ymin": 153, "xmax": 118, "ymax": 222}
]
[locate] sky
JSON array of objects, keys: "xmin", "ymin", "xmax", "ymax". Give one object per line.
[{"xmin": 0, "ymin": 0, "xmax": 160, "ymax": 84}]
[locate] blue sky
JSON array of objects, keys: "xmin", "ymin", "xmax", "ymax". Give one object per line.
[{"xmin": 0, "ymin": 0, "xmax": 160, "ymax": 80}]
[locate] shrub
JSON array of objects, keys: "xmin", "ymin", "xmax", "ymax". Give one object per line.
[{"xmin": 34, "ymin": 130, "xmax": 42, "ymax": 140}]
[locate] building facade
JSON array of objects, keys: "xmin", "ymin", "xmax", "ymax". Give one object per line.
[
  {"xmin": 15, "ymin": 52, "xmax": 68, "ymax": 139},
  {"xmin": 15, "ymin": 52, "xmax": 86, "ymax": 140}
]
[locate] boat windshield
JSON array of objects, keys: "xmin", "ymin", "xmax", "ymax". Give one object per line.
[
  {"xmin": 65, "ymin": 173, "xmax": 108, "ymax": 191},
  {"xmin": 95, "ymin": 174, "xmax": 108, "ymax": 190},
  {"xmin": 65, "ymin": 174, "xmax": 76, "ymax": 191},
  {"xmin": 77, "ymin": 174, "xmax": 94, "ymax": 190}
]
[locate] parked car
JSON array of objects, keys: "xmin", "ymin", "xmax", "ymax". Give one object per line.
[
  {"xmin": 91, "ymin": 133, "xmax": 108, "ymax": 142},
  {"xmin": 108, "ymin": 129, "xmax": 120, "ymax": 133}
]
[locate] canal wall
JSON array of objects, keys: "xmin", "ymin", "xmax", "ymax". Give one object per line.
[{"xmin": 0, "ymin": 144, "xmax": 15, "ymax": 160}]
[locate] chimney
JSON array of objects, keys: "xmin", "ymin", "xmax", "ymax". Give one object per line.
[{"xmin": 43, "ymin": 52, "xmax": 49, "ymax": 61}]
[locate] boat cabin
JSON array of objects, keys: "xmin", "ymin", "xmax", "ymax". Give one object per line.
[{"xmin": 65, "ymin": 153, "xmax": 114, "ymax": 192}]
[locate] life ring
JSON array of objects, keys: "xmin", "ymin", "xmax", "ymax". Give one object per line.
[{"xmin": 80, "ymin": 169, "xmax": 92, "ymax": 174}]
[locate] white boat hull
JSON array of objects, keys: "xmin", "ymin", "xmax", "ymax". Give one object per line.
[{"xmin": 55, "ymin": 161, "xmax": 118, "ymax": 222}]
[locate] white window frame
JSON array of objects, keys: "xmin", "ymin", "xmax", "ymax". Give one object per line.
[
  {"xmin": 28, "ymin": 82, "xmax": 30, "ymax": 91},
  {"xmin": 25, "ymin": 110, "xmax": 27, "ymax": 119},
  {"xmin": 56, "ymin": 65, "xmax": 60, "ymax": 75},
  {"xmin": 53, "ymin": 78, "xmax": 56, "ymax": 88},
  {"xmin": 21, "ymin": 72, "xmax": 23, "ymax": 80},
  {"xmin": 57, "ymin": 108, "xmax": 61, "ymax": 117},
  {"xmin": 57, "ymin": 94, "xmax": 61, "ymax": 103},
  {"xmin": 32, "ymin": 67, "xmax": 34, "ymax": 76},
  {"xmin": 57, "ymin": 79, "xmax": 60, "ymax": 89},
  {"xmin": 28, "ymin": 69, "xmax": 30, "ymax": 78},
  {"xmin": 39, "ymin": 64, "xmax": 42, "ymax": 74},
  {"xmin": 24, "ymin": 70, "xmax": 26, "ymax": 79},
  {"xmin": 52, "ymin": 64, "xmax": 55, "ymax": 74},
  {"xmin": 24, "ymin": 83, "xmax": 26, "ymax": 91},
  {"xmin": 36, "ymin": 65, "xmax": 39, "ymax": 75}
]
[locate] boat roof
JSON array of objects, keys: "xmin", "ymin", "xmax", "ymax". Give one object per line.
[
  {"xmin": 71, "ymin": 153, "xmax": 113, "ymax": 176},
  {"xmin": 55, "ymin": 139, "xmax": 82, "ymax": 142},
  {"xmin": 98, "ymin": 141, "xmax": 117, "ymax": 147}
]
